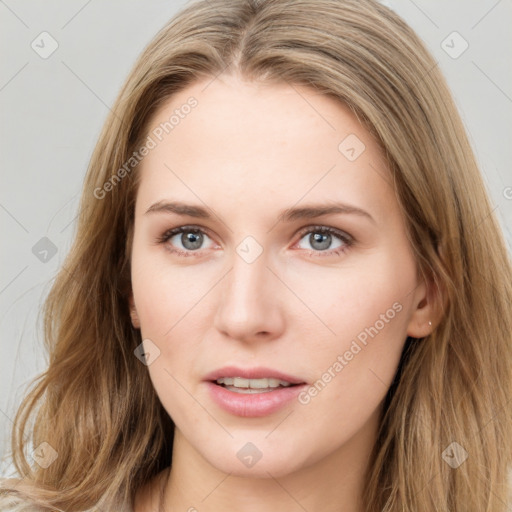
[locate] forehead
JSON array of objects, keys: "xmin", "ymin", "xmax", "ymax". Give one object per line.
[{"xmin": 135, "ymin": 74, "xmax": 393, "ymax": 220}]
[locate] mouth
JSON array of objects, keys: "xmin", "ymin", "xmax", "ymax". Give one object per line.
[
  {"xmin": 213, "ymin": 377, "xmax": 299, "ymax": 394},
  {"xmin": 203, "ymin": 367, "xmax": 307, "ymax": 417}
]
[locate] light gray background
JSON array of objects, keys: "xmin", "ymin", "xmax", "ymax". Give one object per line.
[{"xmin": 1, "ymin": 0, "xmax": 511, "ymax": 473}]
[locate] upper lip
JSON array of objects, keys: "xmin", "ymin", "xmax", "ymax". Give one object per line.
[{"xmin": 204, "ymin": 366, "xmax": 306, "ymax": 385}]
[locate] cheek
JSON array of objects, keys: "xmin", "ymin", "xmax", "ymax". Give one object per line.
[
  {"xmin": 130, "ymin": 246, "xmax": 215, "ymax": 412},
  {"xmin": 287, "ymin": 246, "xmax": 415, "ymax": 347},
  {"xmin": 295, "ymin": 248, "xmax": 416, "ymax": 419},
  {"xmin": 130, "ymin": 241, "xmax": 213, "ymax": 339}
]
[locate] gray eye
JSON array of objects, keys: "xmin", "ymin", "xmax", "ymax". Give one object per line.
[
  {"xmin": 171, "ymin": 230, "xmax": 210, "ymax": 251},
  {"xmin": 182, "ymin": 231, "xmax": 203, "ymax": 250},
  {"xmin": 298, "ymin": 231, "xmax": 344, "ymax": 252},
  {"xmin": 309, "ymin": 233, "xmax": 332, "ymax": 251}
]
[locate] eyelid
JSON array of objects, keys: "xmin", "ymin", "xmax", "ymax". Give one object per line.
[
  {"xmin": 295, "ymin": 224, "xmax": 353, "ymax": 243},
  {"xmin": 292, "ymin": 224, "xmax": 354, "ymax": 256},
  {"xmin": 157, "ymin": 223, "xmax": 354, "ymax": 257},
  {"xmin": 157, "ymin": 224, "xmax": 219, "ymax": 248}
]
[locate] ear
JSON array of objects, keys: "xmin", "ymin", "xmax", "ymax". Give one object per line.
[
  {"xmin": 406, "ymin": 273, "xmax": 445, "ymax": 338},
  {"xmin": 128, "ymin": 292, "xmax": 141, "ymax": 329}
]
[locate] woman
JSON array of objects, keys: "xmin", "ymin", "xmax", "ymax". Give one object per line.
[{"xmin": 2, "ymin": 0, "xmax": 511, "ymax": 510}]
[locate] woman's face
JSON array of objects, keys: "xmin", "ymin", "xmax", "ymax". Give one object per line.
[{"xmin": 129, "ymin": 74, "xmax": 432, "ymax": 478}]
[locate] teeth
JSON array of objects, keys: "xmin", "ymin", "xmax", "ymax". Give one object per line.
[
  {"xmin": 234, "ymin": 377, "xmax": 249, "ymax": 388},
  {"xmin": 216, "ymin": 377, "xmax": 293, "ymax": 389}
]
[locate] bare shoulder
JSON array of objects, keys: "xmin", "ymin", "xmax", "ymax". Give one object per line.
[{"xmin": 133, "ymin": 467, "xmax": 170, "ymax": 512}]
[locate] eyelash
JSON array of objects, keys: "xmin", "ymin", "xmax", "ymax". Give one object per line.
[{"xmin": 156, "ymin": 224, "xmax": 354, "ymax": 258}]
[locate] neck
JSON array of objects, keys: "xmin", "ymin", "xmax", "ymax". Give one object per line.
[{"xmin": 160, "ymin": 408, "xmax": 381, "ymax": 512}]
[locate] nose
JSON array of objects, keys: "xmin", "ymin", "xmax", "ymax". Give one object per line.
[{"xmin": 213, "ymin": 248, "xmax": 286, "ymax": 343}]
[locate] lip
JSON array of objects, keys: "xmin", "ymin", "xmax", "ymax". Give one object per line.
[{"xmin": 203, "ymin": 366, "xmax": 307, "ymax": 418}]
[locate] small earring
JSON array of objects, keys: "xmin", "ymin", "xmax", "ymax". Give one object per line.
[{"xmin": 428, "ymin": 320, "xmax": 432, "ymax": 326}]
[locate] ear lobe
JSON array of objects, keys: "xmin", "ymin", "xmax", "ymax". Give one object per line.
[
  {"xmin": 128, "ymin": 293, "xmax": 141, "ymax": 329},
  {"xmin": 406, "ymin": 275, "xmax": 444, "ymax": 338}
]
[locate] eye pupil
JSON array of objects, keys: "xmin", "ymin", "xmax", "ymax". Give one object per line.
[
  {"xmin": 310, "ymin": 232, "xmax": 331, "ymax": 251},
  {"xmin": 182, "ymin": 231, "xmax": 203, "ymax": 250}
]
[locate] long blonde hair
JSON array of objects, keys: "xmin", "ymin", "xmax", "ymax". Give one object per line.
[{"xmin": 2, "ymin": 0, "xmax": 511, "ymax": 510}]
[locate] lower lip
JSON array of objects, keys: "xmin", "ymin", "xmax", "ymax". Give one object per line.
[{"xmin": 205, "ymin": 382, "xmax": 307, "ymax": 417}]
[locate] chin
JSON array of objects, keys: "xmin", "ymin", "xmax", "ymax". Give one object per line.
[{"xmin": 201, "ymin": 443, "xmax": 311, "ymax": 479}]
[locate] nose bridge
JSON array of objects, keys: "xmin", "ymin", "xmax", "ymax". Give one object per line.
[{"xmin": 213, "ymin": 242, "xmax": 284, "ymax": 341}]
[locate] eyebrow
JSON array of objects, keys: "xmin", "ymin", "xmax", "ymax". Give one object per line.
[{"xmin": 145, "ymin": 200, "xmax": 375, "ymax": 224}]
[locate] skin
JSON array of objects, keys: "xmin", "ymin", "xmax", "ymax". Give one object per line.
[{"xmin": 129, "ymin": 74, "xmax": 437, "ymax": 512}]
